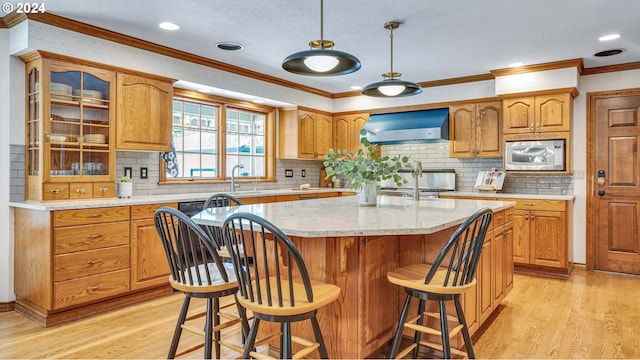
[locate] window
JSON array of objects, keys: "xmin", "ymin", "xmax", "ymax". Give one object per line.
[{"xmin": 161, "ymin": 92, "xmax": 274, "ymax": 182}]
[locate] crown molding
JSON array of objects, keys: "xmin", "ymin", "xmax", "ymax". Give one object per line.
[
  {"xmin": 581, "ymin": 61, "xmax": 640, "ymax": 75},
  {"xmin": 491, "ymin": 58, "xmax": 584, "ymax": 77}
]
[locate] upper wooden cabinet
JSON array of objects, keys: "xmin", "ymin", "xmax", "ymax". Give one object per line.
[
  {"xmin": 116, "ymin": 72, "xmax": 174, "ymax": 151},
  {"xmin": 333, "ymin": 113, "xmax": 369, "ymax": 155},
  {"xmin": 22, "ymin": 52, "xmax": 116, "ymax": 201},
  {"xmin": 503, "ymin": 92, "xmax": 572, "ymax": 135},
  {"xmin": 279, "ymin": 108, "xmax": 333, "ymax": 160},
  {"xmin": 449, "ymin": 101, "xmax": 502, "ymax": 158}
]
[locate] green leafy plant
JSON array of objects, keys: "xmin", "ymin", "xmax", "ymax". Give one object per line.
[
  {"xmin": 119, "ymin": 175, "xmax": 132, "ymax": 182},
  {"xmin": 323, "ymin": 129, "xmax": 411, "ymax": 190}
]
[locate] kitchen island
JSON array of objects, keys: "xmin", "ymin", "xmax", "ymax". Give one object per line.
[{"xmin": 193, "ymin": 196, "xmax": 515, "ymax": 358}]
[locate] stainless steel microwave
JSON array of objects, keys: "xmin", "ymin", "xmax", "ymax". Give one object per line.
[{"xmin": 505, "ymin": 140, "xmax": 566, "ymax": 171}]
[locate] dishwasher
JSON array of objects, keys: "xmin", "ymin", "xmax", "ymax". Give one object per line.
[{"xmin": 178, "ymin": 200, "xmax": 206, "ymax": 217}]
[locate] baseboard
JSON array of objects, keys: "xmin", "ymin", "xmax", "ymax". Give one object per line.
[{"xmin": 0, "ymin": 301, "xmax": 16, "ymax": 312}]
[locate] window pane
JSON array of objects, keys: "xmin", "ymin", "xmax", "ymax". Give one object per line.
[
  {"xmin": 202, "ymin": 131, "xmax": 217, "ymax": 154},
  {"xmin": 253, "ymin": 115, "xmax": 265, "ymax": 135},
  {"xmin": 183, "ymin": 153, "xmax": 201, "ymax": 178},
  {"xmin": 202, "ymin": 105, "xmax": 216, "ymax": 129},
  {"xmin": 183, "ymin": 129, "xmax": 200, "ymax": 153},
  {"xmin": 226, "ymin": 134, "xmax": 238, "ymax": 154}
]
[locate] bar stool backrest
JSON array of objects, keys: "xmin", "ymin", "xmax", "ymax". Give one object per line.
[
  {"xmin": 155, "ymin": 206, "xmax": 229, "ymax": 287},
  {"xmin": 222, "ymin": 212, "xmax": 314, "ymax": 307},
  {"xmin": 425, "ymin": 208, "xmax": 493, "ymax": 287},
  {"xmin": 203, "ymin": 193, "xmax": 243, "ymax": 250}
]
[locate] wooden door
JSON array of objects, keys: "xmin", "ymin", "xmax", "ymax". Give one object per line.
[
  {"xmin": 594, "ymin": 94, "xmax": 640, "ymax": 274},
  {"xmin": 503, "ymin": 97, "xmax": 534, "ymax": 134},
  {"xmin": 529, "ymin": 210, "xmax": 566, "ymax": 268},
  {"xmin": 449, "ymin": 104, "xmax": 475, "ymax": 157},
  {"xmin": 512, "ymin": 209, "xmax": 530, "ymax": 264},
  {"xmin": 476, "ymin": 101, "xmax": 502, "ymax": 158}
]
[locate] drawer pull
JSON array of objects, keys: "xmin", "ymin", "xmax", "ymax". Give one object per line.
[
  {"xmin": 86, "ymin": 234, "xmax": 104, "ymax": 239},
  {"xmin": 508, "ymin": 211, "xmax": 513, "ymax": 216},
  {"xmin": 76, "ymin": 188, "xmax": 88, "ymax": 193},
  {"xmin": 50, "ymin": 189, "xmax": 62, "ymax": 194},
  {"xmin": 86, "ymin": 284, "xmax": 103, "ymax": 293},
  {"xmin": 86, "ymin": 214, "xmax": 104, "ymax": 218},
  {"xmin": 99, "ymin": 187, "xmax": 109, "ymax": 193},
  {"xmin": 497, "ymin": 216, "xmax": 503, "ymax": 220},
  {"xmin": 531, "ymin": 214, "xmax": 535, "ymax": 220},
  {"xmin": 524, "ymin": 214, "xmax": 529, "ymax": 220},
  {"xmin": 87, "ymin": 258, "xmax": 103, "ymax": 265}
]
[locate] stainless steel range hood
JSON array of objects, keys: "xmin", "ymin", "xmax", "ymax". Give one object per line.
[{"xmin": 363, "ymin": 108, "xmax": 449, "ymax": 144}]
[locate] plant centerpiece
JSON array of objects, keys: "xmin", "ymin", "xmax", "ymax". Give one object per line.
[
  {"xmin": 118, "ymin": 175, "xmax": 133, "ymax": 198},
  {"xmin": 324, "ymin": 129, "xmax": 411, "ymax": 206}
]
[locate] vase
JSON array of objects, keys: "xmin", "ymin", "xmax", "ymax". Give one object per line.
[
  {"xmin": 358, "ymin": 181, "xmax": 377, "ymax": 207},
  {"xmin": 118, "ymin": 182, "xmax": 133, "ymax": 198}
]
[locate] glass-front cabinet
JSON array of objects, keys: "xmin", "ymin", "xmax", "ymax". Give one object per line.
[{"xmin": 23, "ymin": 52, "xmax": 116, "ymax": 200}]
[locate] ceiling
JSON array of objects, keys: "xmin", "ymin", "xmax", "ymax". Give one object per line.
[{"xmin": 12, "ymin": 0, "xmax": 640, "ymax": 99}]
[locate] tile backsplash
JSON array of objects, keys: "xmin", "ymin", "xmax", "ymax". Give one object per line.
[{"xmin": 9, "ymin": 142, "xmax": 572, "ymax": 202}]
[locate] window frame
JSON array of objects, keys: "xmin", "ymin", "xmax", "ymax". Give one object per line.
[{"xmin": 160, "ymin": 88, "xmax": 276, "ymax": 184}]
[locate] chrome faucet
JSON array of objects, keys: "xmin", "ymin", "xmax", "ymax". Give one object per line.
[
  {"xmin": 413, "ymin": 160, "xmax": 423, "ymax": 201},
  {"xmin": 230, "ymin": 163, "xmax": 244, "ymax": 192}
]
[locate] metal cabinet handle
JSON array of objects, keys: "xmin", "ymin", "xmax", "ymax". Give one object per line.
[
  {"xmin": 76, "ymin": 188, "xmax": 87, "ymax": 193},
  {"xmin": 86, "ymin": 284, "xmax": 103, "ymax": 293},
  {"xmin": 529, "ymin": 123, "xmax": 534, "ymax": 130},
  {"xmin": 508, "ymin": 211, "xmax": 513, "ymax": 216},
  {"xmin": 99, "ymin": 187, "xmax": 109, "ymax": 193},
  {"xmin": 86, "ymin": 234, "xmax": 104, "ymax": 239},
  {"xmin": 531, "ymin": 213, "xmax": 535, "ymax": 220},
  {"xmin": 50, "ymin": 189, "xmax": 62, "ymax": 194},
  {"xmin": 497, "ymin": 215, "xmax": 503, "ymax": 221},
  {"xmin": 87, "ymin": 258, "xmax": 103, "ymax": 265},
  {"xmin": 524, "ymin": 213, "xmax": 529, "ymax": 220},
  {"xmin": 86, "ymin": 214, "xmax": 104, "ymax": 218}
]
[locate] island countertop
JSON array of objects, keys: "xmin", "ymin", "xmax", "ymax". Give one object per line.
[{"xmin": 192, "ymin": 196, "xmax": 514, "ymax": 237}]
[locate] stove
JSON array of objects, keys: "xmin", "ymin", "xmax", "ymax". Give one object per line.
[{"xmin": 378, "ymin": 169, "xmax": 456, "ymax": 199}]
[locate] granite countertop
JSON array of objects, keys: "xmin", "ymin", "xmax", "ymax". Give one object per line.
[
  {"xmin": 441, "ymin": 191, "xmax": 576, "ymax": 201},
  {"xmin": 192, "ymin": 196, "xmax": 514, "ymax": 237},
  {"xmin": 8, "ymin": 188, "xmax": 354, "ymax": 211}
]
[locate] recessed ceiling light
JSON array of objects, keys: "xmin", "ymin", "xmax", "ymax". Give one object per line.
[
  {"xmin": 599, "ymin": 33, "xmax": 621, "ymax": 41},
  {"xmin": 216, "ymin": 42, "xmax": 244, "ymax": 51},
  {"xmin": 252, "ymin": 99, "xmax": 265, "ymax": 104},
  {"xmin": 594, "ymin": 49, "xmax": 624, "ymax": 57},
  {"xmin": 159, "ymin": 22, "xmax": 180, "ymax": 31},
  {"xmin": 509, "ymin": 62, "xmax": 524, "ymax": 67},
  {"xmin": 350, "ymin": 85, "xmax": 362, "ymax": 90},
  {"xmin": 198, "ymin": 88, "xmax": 213, "ymax": 93}
]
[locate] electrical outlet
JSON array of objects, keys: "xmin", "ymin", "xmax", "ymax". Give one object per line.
[
  {"xmin": 140, "ymin": 167, "xmax": 148, "ymax": 179},
  {"xmin": 301, "ymin": 169, "xmax": 306, "ymax": 177},
  {"xmin": 285, "ymin": 169, "xmax": 293, "ymax": 177},
  {"xmin": 124, "ymin": 167, "xmax": 132, "ymax": 178}
]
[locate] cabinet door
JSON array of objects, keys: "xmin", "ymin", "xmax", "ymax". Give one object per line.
[
  {"xmin": 492, "ymin": 227, "xmax": 505, "ymax": 304},
  {"xmin": 131, "ymin": 218, "xmax": 171, "ymax": 290},
  {"xmin": 478, "ymin": 236, "xmax": 493, "ymax": 323},
  {"xmin": 333, "ymin": 115, "xmax": 350, "ymax": 152},
  {"xmin": 530, "ymin": 210, "xmax": 567, "ymax": 268},
  {"xmin": 503, "ymin": 222, "xmax": 514, "ymax": 294},
  {"xmin": 476, "ymin": 101, "xmax": 502, "ymax": 158},
  {"xmin": 351, "ymin": 114, "xmax": 369, "ymax": 154},
  {"xmin": 512, "ymin": 209, "xmax": 530, "ymax": 264},
  {"xmin": 503, "ymin": 97, "xmax": 534, "ymax": 134},
  {"xmin": 449, "ymin": 104, "xmax": 475, "ymax": 158},
  {"xmin": 297, "ymin": 110, "xmax": 316, "ymax": 158},
  {"xmin": 116, "ymin": 73, "xmax": 173, "ymax": 151},
  {"xmin": 314, "ymin": 113, "xmax": 333, "ymax": 159},
  {"xmin": 535, "ymin": 93, "xmax": 571, "ymax": 133}
]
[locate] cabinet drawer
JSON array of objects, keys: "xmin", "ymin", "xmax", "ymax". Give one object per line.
[
  {"xmin": 54, "ymin": 245, "xmax": 130, "ymax": 281},
  {"xmin": 493, "ymin": 210, "xmax": 506, "ymax": 228},
  {"xmin": 70, "ymin": 183, "xmax": 93, "ymax": 199},
  {"xmin": 131, "ymin": 203, "xmax": 177, "ymax": 220},
  {"xmin": 43, "ymin": 183, "xmax": 70, "ymax": 200},
  {"xmin": 504, "ymin": 207, "xmax": 514, "ymax": 222},
  {"xmin": 54, "ymin": 206, "xmax": 130, "ymax": 227},
  {"xmin": 93, "ymin": 182, "xmax": 116, "ymax": 198},
  {"xmin": 514, "ymin": 199, "xmax": 565, "ymax": 211},
  {"xmin": 54, "ymin": 221, "xmax": 130, "ymax": 254},
  {"xmin": 53, "ymin": 269, "xmax": 130, "ymax": 309}
]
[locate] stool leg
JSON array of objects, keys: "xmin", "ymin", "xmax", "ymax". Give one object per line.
[
  {"xmin": 168, "ymin": 296, "xmax": 191, "ymax": 359},
  {"xmin": 234, "ymin": 293, "xmax": 250, "ymax": 341},
  {"xmin": 389, "ymin": 294, "xmax": 412, "ymax": 359},
  {"xmin": 439, "ymin": 300, "xmax": 451, "ymax": 359},
  {"xmin": 412, "ymin": 299, "xmax": 426, "ymax": 358},
  {"xmin": 310, "ymin": 314, "xmax": 329, "ymax": 359},
  {"xmin": 213, "ymin": 297, "xmax": 221, "ymax": 359},
  {"xmin": 243, "ymin": 318, "xmax": 260, "ymax": 360},
  {"xmin": 204, "ymin": 298, "xmax": 213, "ymax": 359},
  {"xmin": 454, "ymin": 296, "xmax": 475, "ymax": 359},
  {"xmin": 282, "ymin": 322, "xmax": 292, "ymax": 359}
]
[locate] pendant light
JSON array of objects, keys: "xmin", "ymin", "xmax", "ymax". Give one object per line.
[
  {"xmin": 362, "ymin": 21, "xmax": 422, "ymax": 97},
  {"xmin": 282, "ymin": 0, "xmax": 361, "ymax": 76}
]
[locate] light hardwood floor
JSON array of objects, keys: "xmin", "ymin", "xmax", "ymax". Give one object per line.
[{"xmin": 1, "ymin": 268, "xmax": 640, "ymax": 359}]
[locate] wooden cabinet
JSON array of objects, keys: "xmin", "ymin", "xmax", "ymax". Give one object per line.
[
  {"xmin": 130, "ymin": 203, "xmax": 175, "ymax": 290},
  {"xmin": 333, "ymin": 113, "xmax": 369, "ymax": 154},
  {"xmin": 449, "ymin": 101, "xmax": 502, "ymax": 158},
  {"xmin": 279, "ymin": 108, "xmax": 333, "ymax": 159},
  {"xmin": 116, "ymin": 72, "xmax": 173, "ymax": 151},
  {"xmin": 503, "ymin": 92, "xmax": 572, "ymax": 135},
  {"xmin": 22, "ymin": 52, "xmax": 116, "ymax": 201}
]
